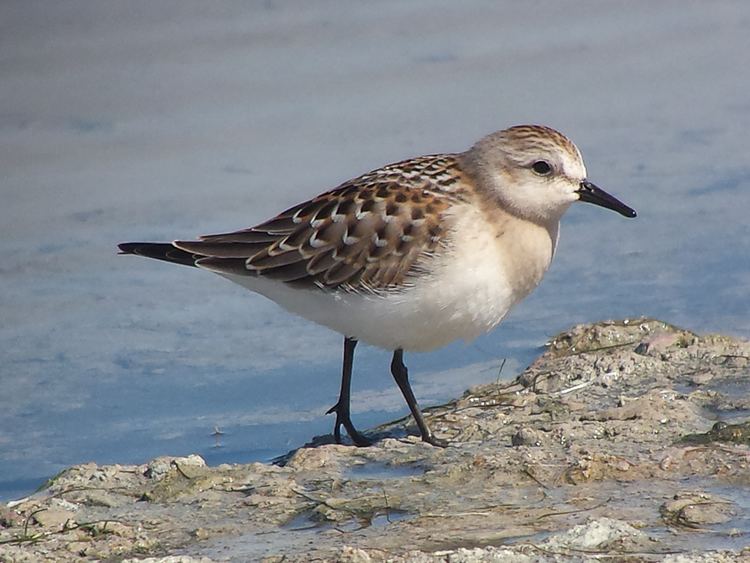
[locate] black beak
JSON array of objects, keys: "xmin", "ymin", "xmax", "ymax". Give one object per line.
[{"xmin": 577, "ymin": 180, "xmax": 636, "ymax": 218}]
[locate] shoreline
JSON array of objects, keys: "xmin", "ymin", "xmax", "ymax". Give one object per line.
[{"xmin": 2, "ymin": 318, "xmax": 749, "ymax": 562}]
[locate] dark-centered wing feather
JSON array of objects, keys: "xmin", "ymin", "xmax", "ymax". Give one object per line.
[{"xmin": 151, "ymin": 154, "xmax": 470, "ymax": 292}]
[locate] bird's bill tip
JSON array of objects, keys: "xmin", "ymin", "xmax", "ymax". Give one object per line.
[
  {"xmin": 118, "ymin": 242, "xmax": 137, "ymax": 254},
  {"xmin": 577, "ymin": 181, "xmax": 636, "ymax": 218}
]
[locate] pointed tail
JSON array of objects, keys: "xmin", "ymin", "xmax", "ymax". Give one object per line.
[{"xmin": 117, "ymin": 242, "xmax": 199, "ymax": 268}]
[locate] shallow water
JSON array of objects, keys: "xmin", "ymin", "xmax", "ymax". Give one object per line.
[{"xmin": 1, "ymin": 1, "xmax": 749, "ymax": 501}]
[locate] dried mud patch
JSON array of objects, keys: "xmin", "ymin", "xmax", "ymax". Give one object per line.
[{"xmin": 2, "ymin": 319, "xmax": 749, "ymax": 562}]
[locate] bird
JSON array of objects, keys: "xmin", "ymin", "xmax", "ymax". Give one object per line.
[{"xmin": 119, "ymin": 124, "xmax": 636, "ymax": 448}]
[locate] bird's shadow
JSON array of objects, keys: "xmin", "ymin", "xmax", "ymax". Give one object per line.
[{"xmin": 271, "ymin": 425, "xmax": 412, "ymax": 467}]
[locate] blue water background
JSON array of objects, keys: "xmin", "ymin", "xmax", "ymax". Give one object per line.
[{"xmin": 2, "ymin": 1, "xmax": 749, "ymax": 501}]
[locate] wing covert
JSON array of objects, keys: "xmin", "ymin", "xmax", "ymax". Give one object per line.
[{"xmin": 174, "ymin": 154, "xmax": 468, "ymax": 291}]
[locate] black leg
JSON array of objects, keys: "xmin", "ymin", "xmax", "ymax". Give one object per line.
[
  {"xmin": 326, "ymin": 337, "xmax": 372, "ymax": 446},
  {"xmin": 390, "ymin": 349, "xmax": 448, "ymax": 447}
]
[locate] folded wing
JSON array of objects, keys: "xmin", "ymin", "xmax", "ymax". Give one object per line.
[{"xmin": 122, "ymin": 154, "xmax": 468, "ymax": 293}]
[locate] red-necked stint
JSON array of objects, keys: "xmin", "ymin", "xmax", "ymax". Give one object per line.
[{"xmin": 119, "ymin": 125, "xmax": 636, "ymax": 447}]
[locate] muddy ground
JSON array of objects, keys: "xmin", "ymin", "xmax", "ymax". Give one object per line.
[{"xmin": 2, "ymin": 318, "xmax": 749, "ymax": 562}]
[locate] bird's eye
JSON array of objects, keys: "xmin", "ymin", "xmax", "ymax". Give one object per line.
[{"xmin": 531, "ymin": 161, "xmax": 552, "ymax": 176}]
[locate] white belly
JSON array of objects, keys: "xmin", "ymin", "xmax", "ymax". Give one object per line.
[{"xmin": 221, "ymin": 273, "xmax": 509, "ymax": 352}]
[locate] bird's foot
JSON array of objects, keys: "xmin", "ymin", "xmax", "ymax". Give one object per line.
[
  {"xmin": 326, "ymin": 402, "xmax": 372, "ymax": 447},
  {"xmin": 421, "ymin": 432, "xmax": 449, "ymax": 448}
]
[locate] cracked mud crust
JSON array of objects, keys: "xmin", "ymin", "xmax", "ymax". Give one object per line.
[{"xmin": 2, "ymin": 318, "xmax": 749, "ymax": 562}]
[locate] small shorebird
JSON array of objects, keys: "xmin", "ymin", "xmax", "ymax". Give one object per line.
[{"xmin": 119, "ymin": 125, "xmax": 635, "ymax": 447}]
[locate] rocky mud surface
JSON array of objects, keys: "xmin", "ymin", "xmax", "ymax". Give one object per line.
[{"xmin": 2, "ymin": 319, "xmax": 749, "ymax": 562}]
